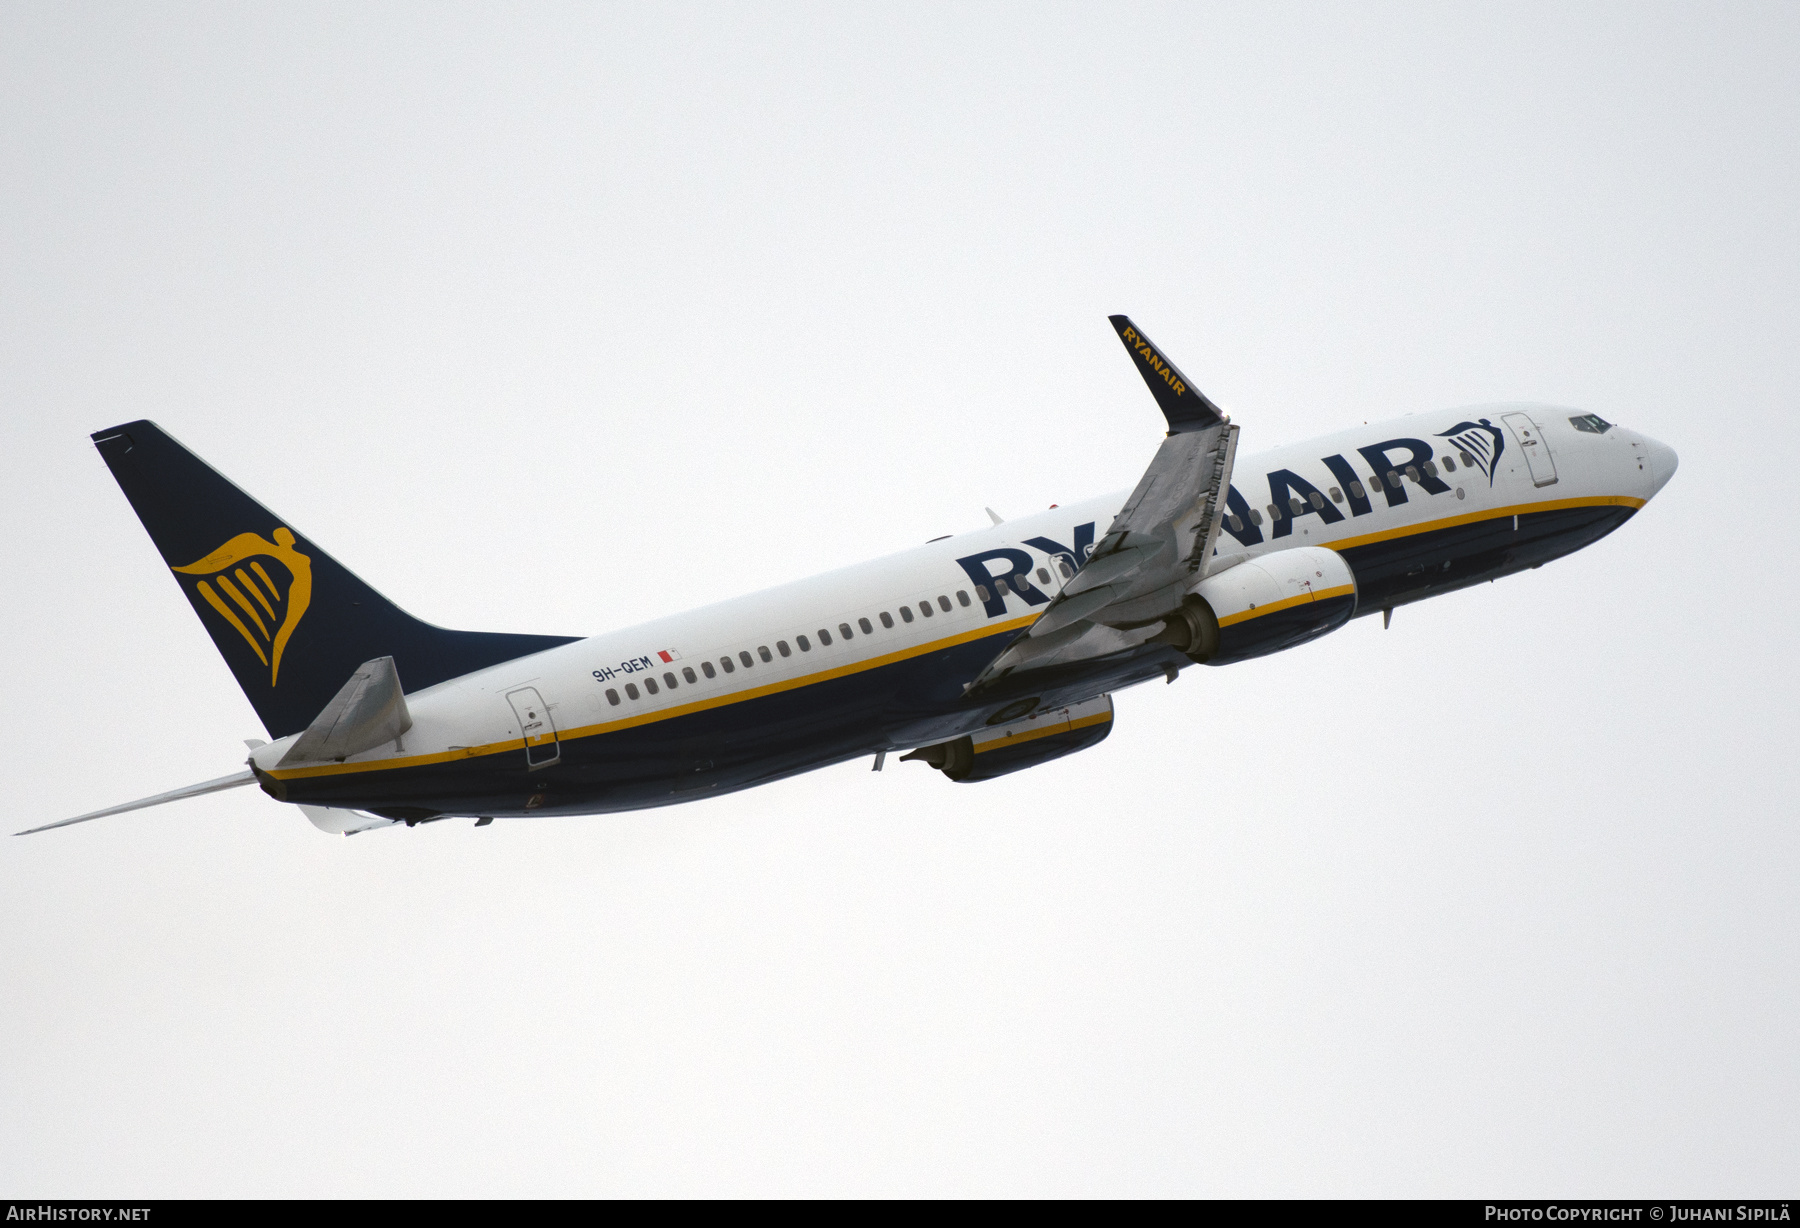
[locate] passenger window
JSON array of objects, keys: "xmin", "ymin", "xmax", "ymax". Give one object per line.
[
  {"xmin": 1350, "ymin": 481, "xmax": 1366, "ymax": 499},
  {"xmin": 739, "ymin": 651, "xmax": 754, "ymax": 668},
  {"xmin": 1329, "ymin": 487, "xmax": 1343, "ymax": 503},
  {"xmin": 1387, "ymin": 471, "xmax": 1401, "ymax": 488},
  {"xmin": 1289, "ymin": 497, "xmax": 1304, "ymax": 514},
  {"xmin": 1227, "ymin": 514, "xmax": 1243, "ymax": 531},
  {"xmin": 720, "ymin": 657, "xmax": 734, "ymax": 674},
  {"xmin": 682, "ymin": 666, "xmax": 696, "ymax": 683},
  {"xmin": 606, "ymin": 688, "xmax": 621, "ymax": 705},
  {"xmin": 777, "ymin": 640, "xmax": 791, "ymax": 657},
  {"xmin": 939, "ymin": 595, "xmax": 953, "ymax": 611},
  {"xmin": 797, "ymin": 634, "xmax": 811, "ymax": 651},
  {"xmin": 879, "ymin": 612, "xmax": 894, "ymax": 628},
  {"xmin": 919, "ymin": 601, "xmax": 934, "ymax": 617},
  {"xmin": 758, "ymin": 646, "xmax": 772, "ymax": 662},
  {"xmin": 818, "ymin": 628, "xmax": 832, "ymax": 644},
  {"xmin": 1459, "ymin": 450, "xmax": 1474, "ymax": 466},
  {"xmin": 974, "ymin": 585, "xmax": 990, "ymax": 602},
  {"xmin": 839, "ymin": 623, "xmax": 853, "ymax": 640},
  {"xmin": 1422, "ymin": 460, "xmax": 1439, "ymax": 477},
  {"xmin": 1267, "ymin": 504, "xmax": 1283, "ymax": 520},
  {"xmin": 958, "ymin": 589, "xmax": 973, "ymax": 605},
  {"xmin": 625, "ymin": 682, "xmax": 640, "ymax": 700},
  {"xmin": 645, "ymin": 677, "xmax": 659, "ymax": 695},
  {"xmin": 1036, "ymin": 569, "xmax": 1050, "ymax": 585},
  {"xmin": 859, "ymin": 617, "xmax": 873, "ymax": 634},
  {"xmin": 664, "ymin": 672, "xmax": 677, "ymax": 688},
  {"xmin": 702, "ymin": 661, "xmax": 716, "ymax": 678},
  {"xmin": 1056, "ymin": 557, "xmax": 1074, "ymax": 578},
  {"xmin": 1308, "ymin": 491, "xmax": 1324, "ymax": 509},
  {"xmin": 1405, "ymin": 465, "xmax": 1420, "ymax": 483},
  {"xmin": 1250, "ymin": 508, "xmax": 1264, "ymax": 525},
  {"xmin": 1443, "ymin": 456, "xmax": 1456, "ymax": 472},
  {"xmin": 899, "ymin": 606, "xmax": 914, "ymax": 623}
]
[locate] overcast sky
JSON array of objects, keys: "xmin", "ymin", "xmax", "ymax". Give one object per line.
[{"xmin": 2, "ymin": 1, "xmax": 1795, "ymax": 1197}]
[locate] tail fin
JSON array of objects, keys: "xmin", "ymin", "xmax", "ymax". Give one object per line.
[{"xmin": 93, "ymin": 421, "xmax": 579, "ymax": 737}]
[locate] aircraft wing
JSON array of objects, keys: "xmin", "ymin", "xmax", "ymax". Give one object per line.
[{"xmin": 969, "ymin": 316, "xmax": 1239, "ymax": 690}]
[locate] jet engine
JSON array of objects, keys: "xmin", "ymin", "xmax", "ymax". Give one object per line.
[
  {"xmin": 1152, "ymin": 545, "xmax": 1357, "ymax": 666},
  {"xmin": 902, "ymin": 694, "xmax": 1114, "ymax": 783}
]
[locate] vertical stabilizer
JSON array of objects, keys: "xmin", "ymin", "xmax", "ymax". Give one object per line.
[{"xmin": 92, "ymin": 421, "xmax": 579, "ymax": 737}]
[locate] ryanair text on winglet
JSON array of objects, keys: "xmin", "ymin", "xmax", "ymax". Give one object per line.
[{"xmin": 1121, "ymin": 326, "xmax": 1187, "ymax": 397}]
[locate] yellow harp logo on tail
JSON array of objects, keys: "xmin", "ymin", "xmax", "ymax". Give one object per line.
[{"xmin": 173, "ymin": 528, "xmax": 313, "ymax": 685}]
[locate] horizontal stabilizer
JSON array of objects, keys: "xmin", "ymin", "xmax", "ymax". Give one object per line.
[
  {"xmin": 279, "ymin": 656, "xmax": 412, "ymax": 765},
  {"xmin": 15, "ymin": 769, "xmax": 256, "ymax": 836}
]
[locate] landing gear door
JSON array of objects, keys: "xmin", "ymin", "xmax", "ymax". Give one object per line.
[
  {"xmin": 506, "ymin": 686, "xmax": 560, "ymax": 770},
  {"xmin": 1502, "ymin": 412, "xmax": 1559, "ymax": 488}
]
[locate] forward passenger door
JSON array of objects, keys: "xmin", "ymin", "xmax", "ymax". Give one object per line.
[{"xmin": 1502, "ymin": 412, "xmax": 1559, "ymax": 488}]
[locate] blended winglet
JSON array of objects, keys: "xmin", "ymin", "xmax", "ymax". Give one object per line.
[{"xmin": 1107, "ymin": 315, "xmax": 1227, "ymax": 434}]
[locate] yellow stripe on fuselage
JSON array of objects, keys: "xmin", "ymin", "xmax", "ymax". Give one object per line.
[
  {"xmin": 1318, "ymin": 494, "xmax": 1643, "ymax": 554},
  {"xmin": 268, "ymin": 612, "xmax": 1041, "ymax": 780},
  {"xmin": 267, "ymin": 495, "xmax": 1644, "ymax": 783}
]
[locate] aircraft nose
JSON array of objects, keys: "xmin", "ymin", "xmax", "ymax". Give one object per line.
[{"xmin": 1643, "ymin": 434, "xmax": 1679, "ymax": 496}]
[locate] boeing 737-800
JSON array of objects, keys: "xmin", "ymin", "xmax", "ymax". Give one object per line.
[{"xmin": 21, "ymin": 317, "xmax": 1677, "ymax": 836}]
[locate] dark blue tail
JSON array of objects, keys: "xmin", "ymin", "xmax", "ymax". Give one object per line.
[{"xmin": 93, "ymin": 421, "xmax": 580, "ymax": 737}]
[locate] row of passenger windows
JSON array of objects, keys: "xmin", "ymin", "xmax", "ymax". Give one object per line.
[
  {"xmin": 603, "ymin": 585, "xmax": 1005, "ymax": 706},
  {"xmin": 1223, "ymin": 450, "xmax": 1479, "ymax": 530}
]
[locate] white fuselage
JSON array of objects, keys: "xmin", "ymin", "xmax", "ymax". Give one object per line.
[{"xmin": 255, "ymin": 403, "xmax": 1674, "ymax": 820}]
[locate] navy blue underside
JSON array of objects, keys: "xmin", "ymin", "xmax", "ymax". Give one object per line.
[
  {"xmin": 275, "ymin": 501, "xmax": 1635, "ymax": 821},
  {"xmin": 1341, "ymin": 500, "xmax": 1633, "ymax": 614}
]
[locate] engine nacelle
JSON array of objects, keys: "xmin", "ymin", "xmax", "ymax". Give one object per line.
[
  {"xmin": 902, "ymin": 694, "xmax": 1114, "ymax": 783},
  {"xmin": 1152, "ymin": 546, "xmax": 1357, "ymax": 666}
]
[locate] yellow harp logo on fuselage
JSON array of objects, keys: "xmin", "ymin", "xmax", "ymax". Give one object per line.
[{"xmin": 173, "ymin": 528, "xmax": 312, "ymax": 686}]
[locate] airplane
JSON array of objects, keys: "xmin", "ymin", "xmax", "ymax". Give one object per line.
[{"xmin": 19, "ymin": 316, "xmax": 1678, "ymax": 836}]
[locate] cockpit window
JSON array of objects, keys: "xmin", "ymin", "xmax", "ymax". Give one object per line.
[{"xmin": 1569, "ymin": 413, "xmax": 1614, "ymax": 435}]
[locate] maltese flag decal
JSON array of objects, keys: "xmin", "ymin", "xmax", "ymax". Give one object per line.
[{"xmin": 657, "ymin": 649, "xmax": 683, "ymax": 663}]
